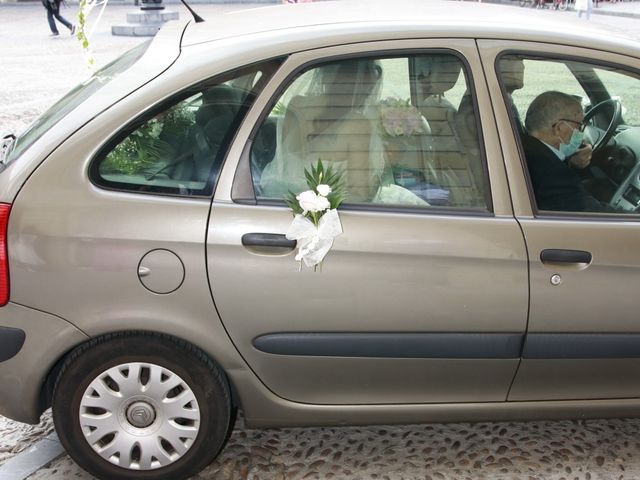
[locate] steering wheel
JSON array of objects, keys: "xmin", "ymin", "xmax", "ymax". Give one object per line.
[{"xmin": 582, "ymin": 98, "xmax": 622, "ymax": 155}]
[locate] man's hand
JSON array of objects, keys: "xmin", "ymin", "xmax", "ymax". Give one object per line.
[{"xmin": 568, "ymin": 144, "xmax": 593, "ymax": 169}]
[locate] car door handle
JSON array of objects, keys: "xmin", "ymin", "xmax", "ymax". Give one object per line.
[
  {"xmin": 241, "ymin": 233, "xmax": 296, "ymax": 249},
  {"xmin": 540, "ymin": 249, "xmax": 592, "ymax": 265}
]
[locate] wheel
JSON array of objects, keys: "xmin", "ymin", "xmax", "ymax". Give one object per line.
[
  {"xmin": 52, "ymin": 332, "xmax": 232, "ymax": 480},
  {"xmin": 583, "ymin": 98, "xmax": 622, "ymax": 156}
]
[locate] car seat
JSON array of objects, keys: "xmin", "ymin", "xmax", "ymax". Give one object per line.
[
  {"xmin": 416, "ymin": 55, "xmax": 484, "ymax": 208},
  {"xmin": 260, "ymin": 60, "xmax": 383, "ymax": 201},
  {"xmin": 172, "ymin": 84, "xmax": 243, "ymax": 183}
]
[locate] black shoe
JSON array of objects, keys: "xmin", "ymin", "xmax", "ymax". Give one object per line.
[{"xmin": 70, "ymin": 25, "xmax": 76, "ymax": 35}]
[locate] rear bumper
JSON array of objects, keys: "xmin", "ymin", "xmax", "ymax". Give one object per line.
[{"xmin": 0, "ymin": 303, "xmax": 88, "ymax": 424}]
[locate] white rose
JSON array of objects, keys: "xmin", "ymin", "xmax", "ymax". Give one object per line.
[
  {"xmin": 316, "ymin": 184, "xmax": 332, "ymax": 196},
  {"xmin": 296, "ymin": 190, "xmax": 317, "ymax": 213},
  {"xmin": 297, "ymin": 190, "xmax": 330, "ymax": 213},
  {"xmin": 314, "ymin": 194, "xmax": 330, "ymax": 212}
]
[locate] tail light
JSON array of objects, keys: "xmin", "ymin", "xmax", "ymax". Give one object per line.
[{"xmin": 0, "ymin": 203, "xmax": 11, "ymax": 306}]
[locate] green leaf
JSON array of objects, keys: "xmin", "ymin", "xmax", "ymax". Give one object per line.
[
  {"xmin": 305, "ymin": 170, "xmax": 315, "ymax": 188},
  {"xmin": 285, "ymin": 191, "xmax": 303, "ymax": 215},
  {"xmin": 287, "ymin": 158, "xmax": 346, "ymax": 219}
]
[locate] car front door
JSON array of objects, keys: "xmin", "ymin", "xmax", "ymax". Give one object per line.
[
  {"xmin": 207, "ymin": 40, "xmax": 528, "ymax": 405},
  {"xmin": 479, "ymin": 40, "xmax": 640, "ymax": 401}
]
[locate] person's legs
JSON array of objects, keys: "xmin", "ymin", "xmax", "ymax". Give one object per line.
[
  {"xmin": 46, "ymin": 5, "xmax": 59, "ymax": 34},
  {"xmin": 52, "ymin": 4, "xmax": 73, "ymax": 31}
]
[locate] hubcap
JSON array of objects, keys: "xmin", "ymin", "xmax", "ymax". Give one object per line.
[
  {"xmin": 79, "ymin": 362, "xmax": 201, "ymax": 471},
  {"xmin": 126, "ymin": 401, "xmax": 156, "ymax": 428}
]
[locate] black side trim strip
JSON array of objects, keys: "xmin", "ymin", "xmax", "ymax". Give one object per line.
[
  {"xmin": 253, "ymin": 333, "xmax": 523, "ymax": 359},
  {"xmin": 523, "ymin": 333, "xmax": 640, "ymax": 359},
  {"xmin": 0, "ymin": 326, "xmax": 25, "ymax": 362}
]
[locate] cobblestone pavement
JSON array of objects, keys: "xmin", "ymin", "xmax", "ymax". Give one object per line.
[
  {"xmin": 21, "ymin": 417, "xmax": 640, "ymax": 480},
  {"xmin": 0, "ymin": 414, "xmax": 54, "ymax": 465},
  {"xmin": 3, "ymin": 2, "xmax": 640, "ymax": 479}
]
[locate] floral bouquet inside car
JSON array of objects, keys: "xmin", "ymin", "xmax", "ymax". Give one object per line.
[
  {"xmin": 285, "ymin": 160, "xmax": 346, "ymax": 270},
  {"xmin": 379, "ymin": 97, "xmax": 449, "ymax": 206},
  {"xmin": 379, "ymin": 97, "xmax": 427, "ymax": 138}
]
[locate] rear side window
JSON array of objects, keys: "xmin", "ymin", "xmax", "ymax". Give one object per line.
[
  {"xmin": 91, "ymin": 60, "xmax": 282, "ymax": 197},
  {"xmin": 250, "ymin": 52, "xmax": 489, "ymax": 211}
]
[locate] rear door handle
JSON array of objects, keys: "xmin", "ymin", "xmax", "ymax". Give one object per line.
[
  {"xmin": 241, "ymin": 233, "xmax": 296, "ymax": 249},
  {"xmin": 540, "ymin": 249, "xmax": 592, "ymax": 265}
]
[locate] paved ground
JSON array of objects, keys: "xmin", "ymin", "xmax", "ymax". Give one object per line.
[
  {"xmin": 2, "ymin": 1, "xmax": 640, "ymax": 479},
  {"xmin": 21, "ymin": 417, "xmax": 640, "ymax": 479},
  {"xmin": 0, "ymin": 2, "xmax": 245, "ymax": 135}
]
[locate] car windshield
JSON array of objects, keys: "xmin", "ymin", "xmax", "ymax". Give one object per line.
[
  {"xmin": 6, "ymin": 40, "xmax": 151, "ymax": 164},
  {"xmin": 597, "ymin": 69, "xmax": 640, "ymax": 126}
]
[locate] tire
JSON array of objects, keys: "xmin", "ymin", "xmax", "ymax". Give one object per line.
[{"xmin": 52, "ymin": 332, "xmax": 231, "ymax": 480}]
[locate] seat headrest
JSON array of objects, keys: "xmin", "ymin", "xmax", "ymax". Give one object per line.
[
  {"xmin": 201, "ymin": 84, "xmax": 242, "ymax": 105},
  {"xmin": 318, "ymin": 59, "xmax": 383, "ymax": 110},
  {"xmin": 416, "ymin": 56, "xmax": 462, "ymax": 97},
  {"xmin": 196, "ymin": 85, "xmax": 243, "ymax": 126}
]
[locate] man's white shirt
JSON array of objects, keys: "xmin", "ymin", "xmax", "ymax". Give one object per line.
[{"xmin": 541, "ymin": 140, "xmax": 566, "ymax": 161}]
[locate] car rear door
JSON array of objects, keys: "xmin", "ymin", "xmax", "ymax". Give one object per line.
[
  {"xmin": 478, "ymin": 40, "xmax": 640, "ymax": 401},
  {"xmin": 207, "ymin": 39, "xmax": 528, "ymax": 405}
]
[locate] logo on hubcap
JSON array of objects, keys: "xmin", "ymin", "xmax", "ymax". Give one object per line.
[{"xmin": 126, "ymin": 402, "xmax": 156, "ymax": 428}]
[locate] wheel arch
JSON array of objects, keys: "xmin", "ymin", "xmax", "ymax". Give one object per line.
[{"xmin": 40, "ymin": 330, "xmax": 242, "ymax": 415}]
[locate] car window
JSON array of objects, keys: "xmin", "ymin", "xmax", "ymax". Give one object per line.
[
  {"xmin": 251, "ymin": 53, "xmax": 489, "ymax": 211},
  {"xmin": 92, "ymin": 62, "xmax": 280, "ymax": 197},
  {"xmin": 598, "ymin": 70, "xmax": 640, "ymax": 126},
  {"xmin": 509, "ymin": 58, "xmax": 586, "ymax": 125},
  {"xmin": 499, "ymin": 53, "xmax": 640, "ymax": 215}
]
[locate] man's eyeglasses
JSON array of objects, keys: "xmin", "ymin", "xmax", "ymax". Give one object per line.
[{"xmin": 554, "ymin": 118, "xmax": 587, "ymax": 132}]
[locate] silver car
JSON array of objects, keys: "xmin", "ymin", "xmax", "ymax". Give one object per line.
[{"xmin": 1, "ymin": 1, "xmax": 640, "ymax": 479}]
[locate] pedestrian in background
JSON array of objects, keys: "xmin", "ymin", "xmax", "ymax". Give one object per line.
[
  {"xmin": 575, "ymin": 0, "xmax": 593, "ymax": 19},
  {"xmin": 42, "ymin": 0, "xmax": 75, "ymax": 37}
]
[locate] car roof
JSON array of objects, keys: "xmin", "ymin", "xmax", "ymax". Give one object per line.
[{"xmin": 181, "ymin": 0, "xmax": 639, "ymax": 58}]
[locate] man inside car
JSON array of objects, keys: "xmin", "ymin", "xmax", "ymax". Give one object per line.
[{"xmin": 522, "ymin": 90, "xmax": 614, "ymax": 212}]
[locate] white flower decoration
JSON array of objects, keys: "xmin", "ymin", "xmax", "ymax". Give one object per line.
[
  {"xmin": 296, "ymin": 190, "xmax": 330, "ymax": 214},
  {"xmin": 316, "ymin": 184, "xmax": 332, "ymax": 196}
]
